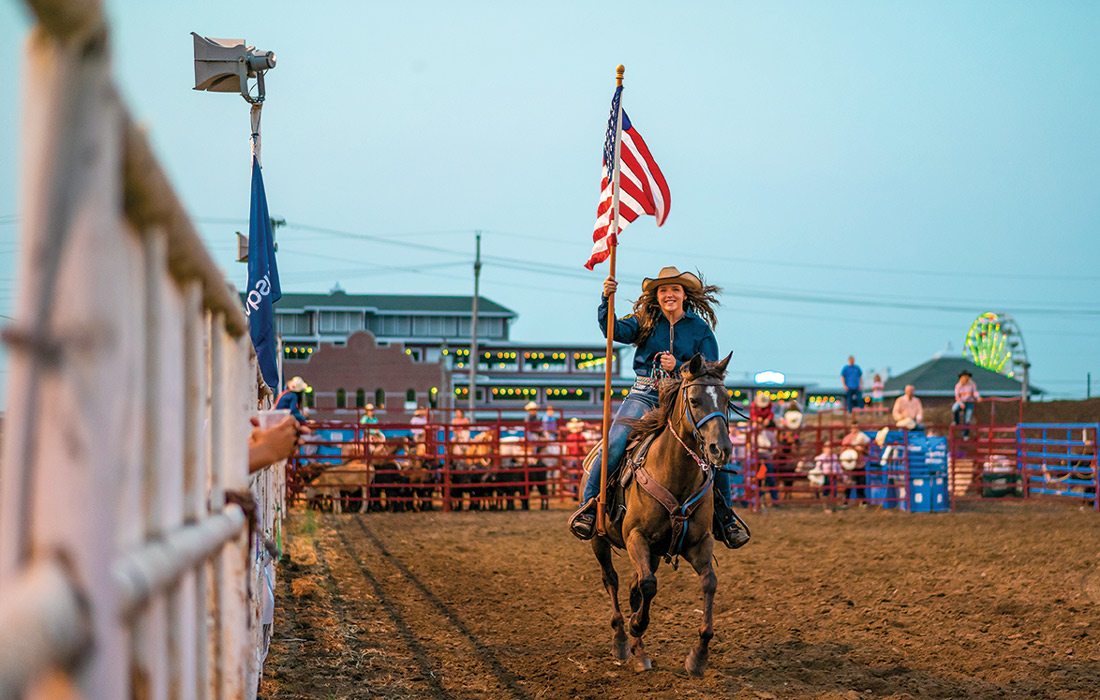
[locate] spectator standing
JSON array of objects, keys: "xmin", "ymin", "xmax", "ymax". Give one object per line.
[
  {"xmin": 841, "ymin": 421, "xmax": 871, "ymax": 503},
  {"xmin": 563, "ymin": 418, "xmax": 588, "ymax": 500},
  {"xmin": 813, "ymin": 442, "xmax": 843, "ymax": 510},
  {"xmin": 541, "ymin": 404, "xmax": 559, "ymax": 436},
  {"xmin": 871, "ymin": 373, "xmax": 884, "ymax": 407},
  {"xmin": 953, "ymin": 370, "xmax": 981, "ymax": 433},
  {"xmin": 891, "ymin": 385, "xmax": 924, "ymax": 430},
  {"xmin": 840, "ymin": 356, "xmax": 863, "ymax": 413}
]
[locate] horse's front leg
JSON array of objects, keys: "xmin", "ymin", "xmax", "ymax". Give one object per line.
[
  {"xmin": 683, "ymin": 532, "xmax": 717, "ymax": 677},
  {"xmin": 625, "ymin": 530, "xmax": 657, "ymax": 671},
  {"xmin": 592, "ymin": 536, "xmax": 629, "ymax": 660}
]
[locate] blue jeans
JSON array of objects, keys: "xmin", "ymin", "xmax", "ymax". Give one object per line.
[
  {"xmin": 582, "ymin": 386, "xmax": 658, "ymax": 503},
  {"xmin": 953, "ymin": 401, "xmax": 975, "ymax": 425},
  {"xmin": 845, "ymin": 389, "xmax": 862, "ymax": 412}
]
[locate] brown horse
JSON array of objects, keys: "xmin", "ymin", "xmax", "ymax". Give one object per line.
[{"xmin": 591, "ymin": 352, "xmax": 733, "ymax": 676}]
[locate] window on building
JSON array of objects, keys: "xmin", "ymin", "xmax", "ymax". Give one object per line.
[
  {"xmin": 478, "ymin": 350, "xmax": 518, "ymax": 371},
  {"xmin": 380, "ymin": 315, "xmax": 411, "ymax": 336},
  {"xmin": 318, "ymin": 311, "xmax": 358, "ymax": 334},
  {"xmin": 546, "ymin": 387, "xmax": 593, "ymax": 402},
  {"xmin": 336, "ymin": 388, "xmax": 347, "ymax": 409},
  {"xmin": 276, "ymin": 312, "xmax": 312, "ymax": 335},
  {"xmin": 406, "ymin": 388, "xmax": 417, "ymax": 403},
  {"xmin": 374, "ymin": 388, "xmax": 385, "ymax": 408},
  {"xmin": 573, "ymin": 352, "xmax": 611, "ymax": 373},
  {"xmin": 355, "ymin": 388, "xmax": 366, "ymax": 408},
  {"xmin": 523, "ymin": 351, "xmax": 568, "ymax": 373}
]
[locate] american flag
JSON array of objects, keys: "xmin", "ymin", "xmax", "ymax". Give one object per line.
[{"xmin": 585, "ymin": 86, "xmax": 671, "ymax": 270}]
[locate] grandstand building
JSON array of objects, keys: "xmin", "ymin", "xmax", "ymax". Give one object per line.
[{"xmin": 270, "ymin": 288, "xmax": 808, "ymax": 417}]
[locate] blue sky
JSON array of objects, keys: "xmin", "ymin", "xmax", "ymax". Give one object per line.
[{"xmin": 2, "ymin": 1, "xmax": 1098, "ymax": 402}]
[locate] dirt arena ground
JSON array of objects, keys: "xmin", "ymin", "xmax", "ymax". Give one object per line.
[{"xmin": 260, "ymin": 502, "xmax": 1100, "ymax": 699}]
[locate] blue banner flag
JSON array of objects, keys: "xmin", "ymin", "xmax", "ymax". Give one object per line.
[{"xmin": 245, "ymin": 154, "xmax": 282, "ymax": 390}]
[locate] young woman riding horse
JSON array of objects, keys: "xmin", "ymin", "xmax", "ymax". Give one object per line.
[{"xmin": 568, "ymin": 266, "xmax": 750, "ymax": 549}]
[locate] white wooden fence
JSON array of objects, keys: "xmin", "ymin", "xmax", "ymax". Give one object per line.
[{"xmin": 0, "ymin": 2, "xmax": 280, "ymax": 698}]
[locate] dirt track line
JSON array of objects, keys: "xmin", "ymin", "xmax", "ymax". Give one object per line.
[
  {"xmin": 328, "ymin": 518, "xmax": 451, "ymax": 698},
  {"xmin": 352, "ymin": 515, "xmax": 531, "ymax": 700}
]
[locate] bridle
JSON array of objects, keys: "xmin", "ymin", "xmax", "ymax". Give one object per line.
[{"xmin": 667, "ymin": 378, "xmax": 730, "ymax": 472}]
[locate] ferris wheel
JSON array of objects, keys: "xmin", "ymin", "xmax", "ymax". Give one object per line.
[{"xmin": 964, "ymin": 312, "xmax": 1029, "ymax": 378}]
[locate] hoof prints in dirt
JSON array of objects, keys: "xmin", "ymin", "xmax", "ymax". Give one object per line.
[{"xmin": 265, "ymin": 506, "xmax": 1100, "ymax": 700}]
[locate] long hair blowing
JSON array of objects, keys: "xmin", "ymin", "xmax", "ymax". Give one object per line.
[{"xmin": 631, "ymin": 274, "xmax": 722, "ymax": 342}]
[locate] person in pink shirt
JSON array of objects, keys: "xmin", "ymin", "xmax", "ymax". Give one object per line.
[
  {"xmin": 891, "ymin": 385, "xmax": 924, "ymax": 430},
  {"xmin": 953, "ymin": 370, "xmax": 982, "ymax": 434}
]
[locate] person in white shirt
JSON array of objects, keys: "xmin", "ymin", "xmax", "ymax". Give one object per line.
[{"xmin": 891, "ymin": 385, "xmax": 924, "ymax": 430}]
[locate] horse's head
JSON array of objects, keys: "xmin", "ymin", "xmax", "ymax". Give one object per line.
[{"xmin": 678, "ymin": 352, "xmax": 733, "ymax": 467}]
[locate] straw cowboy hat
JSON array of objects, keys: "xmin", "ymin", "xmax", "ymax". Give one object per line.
[
  {"xmin": 364, "ymin": 403, "xmax": 375, "ymax": 411},
  {"xmin": 840, "ymin": 448, "xmax": 860, "ymax": 471},
  {"xmin": 524, "ymin": 401, "xmax": 539, "ymax": 411},
  {"xmin": 566, "ymin": 417, "xmax": 585, "ymax": 432},
  {"xmin": 896, "ymin": 417, "xmax": 917, "ymax": 430},
  {"xmin": 286, "ymin": 376, "xmax": 308, "ymax": 392},
  {"xmin": 782, "ymin": 409, "xmax": 803, "ymax": 430},
  {"xmin": 641, "ymin": 266, "xmax": 703, "ymax": 294}
]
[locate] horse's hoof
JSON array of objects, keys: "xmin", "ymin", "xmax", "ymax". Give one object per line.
[
  {"xmin": 632, "ymin": 655, "xmax": 653, "ymax": 672},
  {"xmin": 685, "ymin": 650, "xmax": 707, "ymax": 677},
  {"xmin": 613, "ymin": 636, "xmax": 629, "ymax": 661}
]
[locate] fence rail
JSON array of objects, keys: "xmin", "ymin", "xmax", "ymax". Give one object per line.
[{"xmin": 0, "ymin": 4, "xmax": 273, "ymax": 698}]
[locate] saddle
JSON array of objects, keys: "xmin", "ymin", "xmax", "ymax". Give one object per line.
[
  {"xmin": 584, "ymin": 431, "xmax": 714, "ymax": 558},
  {"xmin": 581, "ymin": 433, "xmax": 657, "ymax": 533}
]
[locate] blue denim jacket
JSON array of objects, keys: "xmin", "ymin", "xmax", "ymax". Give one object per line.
[{"xmin": 597, "ymin": 296, "xmax": 719, "ymax": 376}]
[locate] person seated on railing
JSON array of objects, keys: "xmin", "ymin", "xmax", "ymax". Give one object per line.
[
  {"xmin": 275, "ymin": 376, "xmax": 309, "ymax": 423},
  {"xmin": 359, "ymin": 402, "xmax": 379, "ymax": 425},
  {"xmin": 750, "ymin": 390, "xmax": 774, "ymax": 430},
  {"xmin": 248, "ymin": 415, "xmax": 310, "ymax": 473},
  {"xmin": 891, "ymin": 384, "xmax": 924, "ymax": 430},
  {"xmin": 952, "ymin": 370, "xmax": 981, "ymax": 437}
]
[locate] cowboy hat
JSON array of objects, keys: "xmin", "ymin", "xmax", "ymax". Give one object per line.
[
  {"xmin": 641, "ymin": 266, "xmax": 703, "ymax": 294},
  {"xmin": 566, "ymin": 417, "xmax": 585, "ymax": 432},
  {"xmin": 896, "ymin": 417, "xmax": 917, "ymax": 430},
  {"xmin": 874, "ymin": 426, "xmax": 890, "ymax": 447},
  {"xmin": 286, "ymin": 376, "xmax": 308, "ymax": 392},
  {"xmin": 364, "ymin": 403, "xmax": 375, "ymax": 411},
  {"xmin": 840, "ymin": 448, "xmax": 860, "ymax": 471},
  {"xmin": 524, "ymin": 401, "xmax": 539, "ymax": 411},
  {"xmin": 782, "ymin": 409, "xmax": 803, "ymax": 430}
]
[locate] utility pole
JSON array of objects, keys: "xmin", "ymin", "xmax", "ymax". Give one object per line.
[{"xmin": 468, "ymin": 231, "xmax": 481, "ymax": 416}]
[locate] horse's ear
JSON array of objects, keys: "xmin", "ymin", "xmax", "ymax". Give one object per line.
[
  {"xmin": 686, "ymin": 353, "xmax": 705, "ymax": 378},
  {"xmin": 715, "ymin": 351, "xmax": 733, "ymax": 376}
]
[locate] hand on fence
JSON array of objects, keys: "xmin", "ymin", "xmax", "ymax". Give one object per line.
[{"xmin": 249, "ymin": 416, "xmax": 311, "ymax": 473}]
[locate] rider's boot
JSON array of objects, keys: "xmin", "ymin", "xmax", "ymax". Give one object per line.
[
  {"xmin": 713, "ymin": 493, "xmax": 751, "ymax": 549},
  {"xmin": 568, "ymin": 497, "xmax": 598, "ymax": 540}
]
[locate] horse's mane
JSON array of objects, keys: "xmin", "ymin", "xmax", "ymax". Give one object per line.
[{"xmin": 624, "ymin": 360, "xmax": 728, "ymax": 440}]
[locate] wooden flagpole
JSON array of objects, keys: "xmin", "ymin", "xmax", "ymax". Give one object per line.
[{"xmin": 596, "ymin": 64, "xmax": 625, "ymax": 536}]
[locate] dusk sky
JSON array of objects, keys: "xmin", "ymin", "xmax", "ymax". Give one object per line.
[{"xmin": 2, "ymin": 1, "xmax": 1098, "ymax": 403}]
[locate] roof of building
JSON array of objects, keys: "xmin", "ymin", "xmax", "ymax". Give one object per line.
[
  {"xmin": 883, "ymin": 355, "xmax": 1040, "ymax": 397},
  {"xmin": 263, "ymin": 290, "xmax": 516, "ymax": 316}
]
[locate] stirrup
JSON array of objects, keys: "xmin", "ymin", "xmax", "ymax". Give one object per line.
[
  {"xmin": 714, "ymin": 508, "xmax": 751, "ymax": 550},
  {"xmin": 569, "ymin": 499, "xmax": 598, "ymax": 540}
]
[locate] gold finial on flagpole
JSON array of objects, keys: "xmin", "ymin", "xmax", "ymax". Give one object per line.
[{"xmin": 616, "ymin": 64, "xmax": 625, "ymax": 86}]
